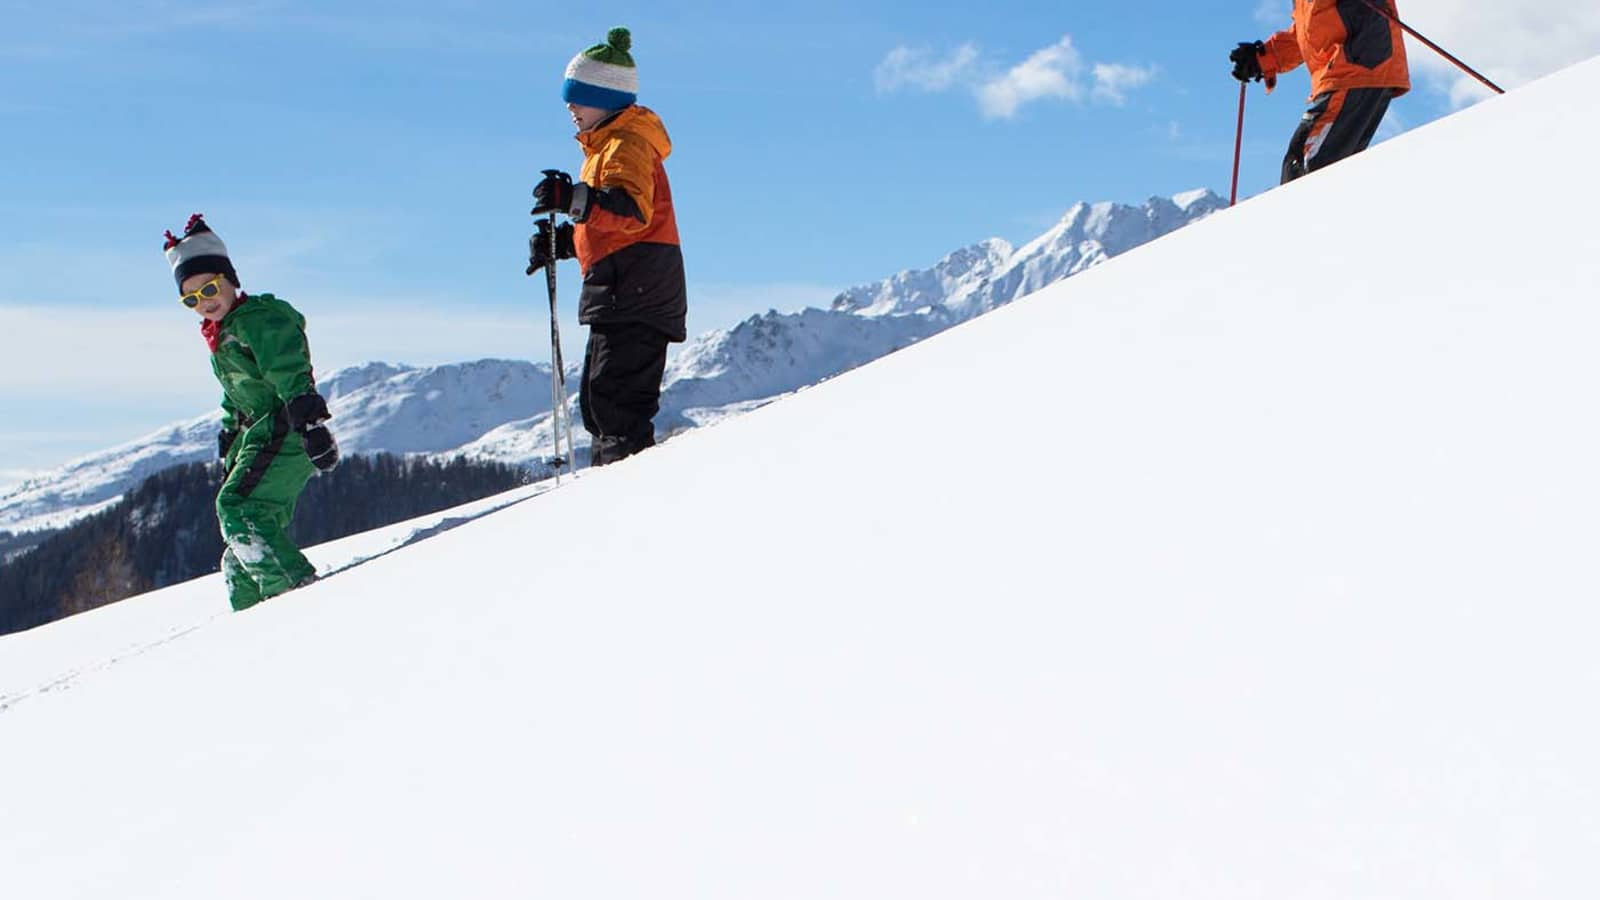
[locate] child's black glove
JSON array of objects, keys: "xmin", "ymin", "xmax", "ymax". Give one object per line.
[
  {"xmin": 286, "ymin": 392, "xmax": 339, "ymax": 471},
  {"xmin": 1230, "ymin": 41, "xmax": 1266, "ymax": 83},
  {"xmin": 218, "ymin": 428, "xmax": 237, "ymax": 461},
  {"xmin": 531, "ymin": 169, "xmax": 591, "ymax": 220},
  {"xmin": 526, "ymin": 218, "xmax": 576, "ymax": 275},
  {"xmin": 302, "ymin": 424, "xmax": 340, "ymax": 472}
]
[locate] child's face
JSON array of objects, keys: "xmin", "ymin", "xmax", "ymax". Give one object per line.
[
  {"xmin": 180, "ymin": 271, "xmax": 237, "ymax": 322},
  {"xmin": 567, "ymin": 103, "xmax": 610, "ymax": 133}
]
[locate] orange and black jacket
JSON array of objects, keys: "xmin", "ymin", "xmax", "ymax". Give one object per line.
[
  {"xmin": 571, "ymin": 104, "xmax": 687, "ymax": 342},
  {"xmin": 1261, "ymin": 0, "xmax": 1411, "ymax": 99}
]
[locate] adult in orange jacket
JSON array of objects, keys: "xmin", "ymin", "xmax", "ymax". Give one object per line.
[
  {"xmin": 529, "ymin": 27, "xmax": 688, "ymax": 467},
  {"xmin": 1230, "ymin": 0, "xmax": 1410, "ymax": 183}
]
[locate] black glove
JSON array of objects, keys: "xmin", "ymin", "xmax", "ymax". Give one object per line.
[
  {"xmin": 285, "ymin": 391, "xmax": 338, "ymax": 471},
  {"xmin": 218, "ymin": 428, "xmax": 237, "ymax": 461},
  {"xmin": 302, "ymin": 424, "xmax": 340, "ymax": 472},
  {"xmin": 286, "ymin": 392, "xmax": 332, "ymax": 432},
  {"xmin": 531, "ymin": 169, "xmax": 591, "ymax": 220},
  {"xmin": 1230, "ymin": 41, "xmax": 1265, "ymax": 83},
  {"xmin": 526, "ymin": 218, "xmax": 576, "ymax": 275},
  {"xmin": 532, "ymin": 169, "xmax": 574, "ymax": 213}
]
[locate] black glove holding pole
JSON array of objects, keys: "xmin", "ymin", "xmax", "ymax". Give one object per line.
[
  {"xmin": 526, "ymin": 218, "xmax": 576, "ymax": 275},
  {"xmin": 531, "ymin": 169, "xmax": 592, "ymax": 221},
  {"xmin": 1230, "ymin": 41, "xmax": 1266, "ymax": 83}
]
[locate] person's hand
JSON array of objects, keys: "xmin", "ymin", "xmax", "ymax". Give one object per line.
[
  {"xmin": 302, "ymin": 425, "xmax": 339, "ymax": 472},
  {"xmin": 526, "ymin": 218, "xmax": 576, "ymax": 275},
  {"xmin": 1230, "ymin": 41, "xmax": 1266, "ymax": 83},
  {"xmin": 286, "ymin": 392, "xmax": 332, "ymax": 432},
  {"xmin": 532, "ymin": 169, "xmax": 575, "ymax": 215},
  {"xmin": 286, "ymin": 392, "xmax": 338, "ymax": 471}
]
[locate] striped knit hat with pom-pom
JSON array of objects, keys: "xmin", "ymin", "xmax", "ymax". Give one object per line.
[
  {"xmin": 561, "ymin": 27, "xmax": 638, "ymax": 111},
  {"xmin": 162, "ymin": 213, "xmax": 239, "ymax": 289}
]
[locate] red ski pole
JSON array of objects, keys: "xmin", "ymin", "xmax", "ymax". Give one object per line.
[
  {"xmin": 1361, "ymin": 0, "xmax": 1505, "ymax": 95},
  {"xmin": 1230, "ymin": 82, "xmax": 1247, "ymax": 207}
]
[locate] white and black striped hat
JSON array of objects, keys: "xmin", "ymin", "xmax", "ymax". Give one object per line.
[{"xmin": 162, "ymin": 214, "xmax": 239, "ymax": 289}]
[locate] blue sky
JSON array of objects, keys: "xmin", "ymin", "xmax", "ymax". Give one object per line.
[{"xmin": 3, "ymin": 0, "xmax": 1595, "ymax": 486}]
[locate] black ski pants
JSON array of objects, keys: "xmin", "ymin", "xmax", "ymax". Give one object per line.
[
  {"xmin": 1282, "ymin": 87, "xmax": 1394, "ymax": 184},
  {"xmin": 579, "ymin": 321, "xmax": 670, "ymax": 466}
]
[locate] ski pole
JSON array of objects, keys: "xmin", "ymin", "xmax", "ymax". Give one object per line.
[
  {"xmin": 1360, "ymin": 0, "xmax": 1505, "ymax": 95},
  {"xmin": 1230, "ymin": 82, "xmax": 1247, "ymax": 207},
  {"xmin": 542, "ymin": 212, "xmax": 574, "ymax": 482}
]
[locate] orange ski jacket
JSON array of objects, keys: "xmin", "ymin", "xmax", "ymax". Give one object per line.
[
  {"xmin": 573, "ymin": 105, "xmax": 681, "ymax": 272},
  {"xmin": 1261, "ymin": 0, "xmax": 1411, "ymax": 99}
]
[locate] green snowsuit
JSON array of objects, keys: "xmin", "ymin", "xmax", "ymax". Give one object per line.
[{"xmin": 209, "ymin": 293, "xmax": 320, "ymax": 611}]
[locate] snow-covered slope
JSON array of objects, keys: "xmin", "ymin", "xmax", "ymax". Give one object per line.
[
  {"xmin": 0, "ymin": 193, "xmax": 1222, "ymax": 534},
  {"xmin": 7, "ymin": 56, "xmax": 1600, "ymax": 897}
]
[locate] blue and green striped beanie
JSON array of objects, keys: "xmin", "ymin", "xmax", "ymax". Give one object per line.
[{"xmin": 562, "ymin": 27, "xmax": 638, "ymax": 110}]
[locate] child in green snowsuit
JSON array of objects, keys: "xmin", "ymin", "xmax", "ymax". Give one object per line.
[{"xmin": 163, "ymin": 215, "xmax": 340, "ymax": 611}]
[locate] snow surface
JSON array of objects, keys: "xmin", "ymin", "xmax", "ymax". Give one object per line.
[{"xmin": 5, "ymin": 56, "xmax": 1600, "ymax": 898}]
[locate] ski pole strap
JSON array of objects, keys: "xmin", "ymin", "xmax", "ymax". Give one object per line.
[{"xmin": 1359, "ymin": 0, "xmax": 1505, "ymax": 95}]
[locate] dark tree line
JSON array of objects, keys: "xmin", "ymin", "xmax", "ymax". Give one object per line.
[{"xmin": 0, "ymin": 455, "xmax": 530, "ymax": 635}]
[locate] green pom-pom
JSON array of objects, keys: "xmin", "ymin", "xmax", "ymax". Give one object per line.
[{"xmin": 607, "ymin": 27, "xmax": 631, "ymax": 52}]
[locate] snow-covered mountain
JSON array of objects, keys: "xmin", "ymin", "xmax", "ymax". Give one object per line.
[
  {"xmin": 7, "ymin": 54, "xmax": 1600, "ymax": 898},
  {"xmin": 0, "ymin": 360, "xmax": 563, "ymax": 533},
  {"xmin": 0, "ymin": 191, "xmax": 1224, "ymax": 535}
]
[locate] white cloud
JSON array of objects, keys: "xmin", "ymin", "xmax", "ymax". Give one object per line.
[
  {"xmin": 874, "ymin": 44, "xmax": 980, "ymax": 93},
  {"xmin": 1092, "ymin": 63, "xmax": 1159, "ymax": 106},
  {"xmin": 1392, "ymin": 1, "xmax": 1600, "ymax": 106},
  {"xmin": 978, "ymin": 37, "xmax": 1085, "ymax": 119},
  {"xmin": 877, "ymin": 35, "xmax": 1158, "ymax": 120}
]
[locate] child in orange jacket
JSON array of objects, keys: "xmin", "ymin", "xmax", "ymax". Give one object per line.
[
  {"xmin": 1230, "ymin": 0, "xmax": 1410, "ymax": 183},
  {"xmin": 528, "ymin": 27, "xmax": 687, "ymax": 467}
]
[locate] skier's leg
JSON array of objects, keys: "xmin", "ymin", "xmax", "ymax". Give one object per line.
[
  {"xmin": 581, "ymin": 323, "xmax": 670, "ymax": 465},
  {"xmin": 216, "ymin": 420, "xmax": 317, "ymax": 603},
  {"xmin": 579, "ymin": 329, "xmax": 601, "ymax": 439},
  {"xmin": 1304, "ymin": 87, "xmax": 1393, "ymax": 174},
  {"xmin": 1282, "ymin": 92, "xmax": 1334, "ymax": 183},
  {"xmin": 220, "ymin": 546, "xmax": 263, "ymax": 612},
  {"xmin": 1283, "ymin": 88, "xmax": 1393, "ymax": 183}
]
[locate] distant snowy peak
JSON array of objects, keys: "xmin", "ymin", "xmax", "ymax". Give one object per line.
[
  {"xmin": 318, "ymin": 361, "xmax": 414, "ymax": 400},
  {"xmin": 830, "ymin": 238, "xmax": 1014, "ymax": 318},
  {"xmin": 330, "ymin": 358, "xmax": 558, "ymax": 456},
  {"xmin": 830, "ymin": 191, "xmax": 1225, "ymax": 323},
  {"xmin": 1173, "ymin": 188, "xmax": 1221, "ymax": 213}
]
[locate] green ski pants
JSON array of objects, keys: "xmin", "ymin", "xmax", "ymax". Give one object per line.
[{"xmin": 216, "ymin": 414, "xmax": 317, "ymax": 611}]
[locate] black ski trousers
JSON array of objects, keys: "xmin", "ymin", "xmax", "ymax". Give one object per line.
[
  {"xmin": 579, "ymin": 321, "xmax": 670, "ymax": 466},
  {"xmin": 1282, "ymin": 87, "xmax": 1393, "ymax": 184}
]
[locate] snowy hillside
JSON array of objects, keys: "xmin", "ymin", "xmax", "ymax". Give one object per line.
[
  {"xmin": 0, "ymin": 192, "xmax": 1222, "ymax": 534},
  {"xmin": 7, "ymin": 55, "xmax": 1600, "ymax": 896}
]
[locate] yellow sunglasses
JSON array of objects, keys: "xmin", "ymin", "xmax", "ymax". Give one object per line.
[{"xmin": 179, "ymin": 274, "xmax": 226, "ymax": 309}]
